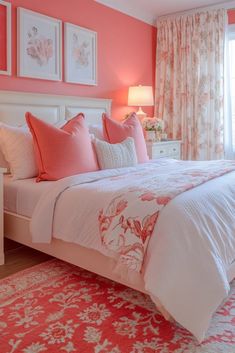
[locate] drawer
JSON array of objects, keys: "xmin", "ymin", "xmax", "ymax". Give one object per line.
[
  {"xmin": 168, "ymin": 143, "xmax": 180, "ymax": 155},
  {"xmin": 146, "ymin": 141, "xmax": 181, "ymax": 159},
  {"xmin": 170, "ymin": 153, "xmax": 181, "ymax": 159},
  {"xmin": 151, "ymin": 145, "xmax": 168, "ymax": 158}
]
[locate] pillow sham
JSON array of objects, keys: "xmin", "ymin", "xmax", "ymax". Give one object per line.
[
  {"xmin": 0, "ymin": 123, "xmax": 38, "ymax": 180},
  {"xmin": 102, "ymin": 112, "xmax": 148, "ymax": 163},
  {"xmin": 94, "ymin": 137, "xmax": 138, "ymax": 170},
  {"xmin": 26, "ymin": 112, "xmax": 99, "ymax": 182}
]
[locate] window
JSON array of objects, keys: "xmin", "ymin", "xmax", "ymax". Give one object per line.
[{"xmin": 228, "ymin": 25, "xmax": 235, "ymax": 150}]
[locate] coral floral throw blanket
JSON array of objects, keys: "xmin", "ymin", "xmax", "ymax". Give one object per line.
[{"xmin": 98, "ymin": 160, "xmax": 235, "ymax": 271}]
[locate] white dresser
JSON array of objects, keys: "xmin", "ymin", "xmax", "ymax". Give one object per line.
[{"xmin": 146, "ymin": 140, "xmax": 181, "ymax": 160}]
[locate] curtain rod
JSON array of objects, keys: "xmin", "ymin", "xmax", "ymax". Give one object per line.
[{"xmin": 156, "ymin": 1, "xmax": 235, "ymax": 21}]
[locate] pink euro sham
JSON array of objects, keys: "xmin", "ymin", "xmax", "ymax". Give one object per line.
[
  {"xmin": 102, "ymin": 113, "xmax": 148, "ymax": 163},
  {"xmin": 26, "ymin": 112, "xmax": 99, "ymax": 182}
]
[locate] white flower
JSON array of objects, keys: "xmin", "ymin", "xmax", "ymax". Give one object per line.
[
  {"xmin": 60, "ymin": 342, "xmax": 76, "ymax": 352},
  {"xmin": 78, "ymin": 303, "xmax": 111, "ymax": 325},
  {"xmin": 131, "ymin": 338, "xmax": 159, "ymax": 352},
  {"xmin": 40, "ymin": 320, "xmax": 74, "ymax": 344},
  {"xmin": 46, "ymin": 310, "xmax": 64, "ymax": 322},
  {"xmin": 113, "ymin": 317, "xmax": 137, "ymax": 338},
  {"xmin": 0, "ymin": 284, "xmax": 14, "ymax": 299},
  {"xmin": 108, "ymin": 287, "xmax": 154, "ymax": 311},
  {"xmin": 23, "ymin": 342, "xmax": 46, "ymax": 353},
  {"xmin": 142, "ymin": 117, "xmax": 164, "ymax": 132},
  {"xmin": 83, "ymin": 326, "xmax": 101, "ymax": 343}
]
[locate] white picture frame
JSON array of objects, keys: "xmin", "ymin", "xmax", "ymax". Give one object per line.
[
  {"xmin": 17, "ymin": 8, "xmax": 62, "ymax": 81},
  {"xmin": 0, "ymin": 0, "xmax": 11, "ymax": 76},
  {"xmin": 64, "ymin": 22, "xmax": 97, "ymax": 85}
]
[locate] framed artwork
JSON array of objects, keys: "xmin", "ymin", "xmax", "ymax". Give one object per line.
[
  {"xmin": 0, "ymin": 0, "xmax": 11, "ymax": 76},
  {"xmin": 64, "ymin": 22, "xmax": 97, "ymax": 85},
  {"xmin": 17, "ymin": 8, "xmax": 62, "ymax": 81}
]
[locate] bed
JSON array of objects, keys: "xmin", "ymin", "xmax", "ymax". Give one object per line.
[
  {"xmin": 0, "ymin": 90, "xmax": 145, "ymax": 293},
  {"xmin": 0, "ymin": 90, "xmax": 235, "ymax": 343}
]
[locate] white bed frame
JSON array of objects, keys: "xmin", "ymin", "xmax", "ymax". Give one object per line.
[
  {"xmin": 0, "ymin": 90, "xmax": 146, "ymax": 293},
  {"xmin": 1, "ymin": 90, "xmax": 235, "ymax": 329}
]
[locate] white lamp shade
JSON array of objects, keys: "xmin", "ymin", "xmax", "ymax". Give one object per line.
[{"xmin": 128, "ymin": 85, "xmax": 154, "ymax": 107}]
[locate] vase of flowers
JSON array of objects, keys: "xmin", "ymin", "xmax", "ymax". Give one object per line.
[{"xmin": 142, "ymin": 117, "xmax": 164, "ymax": 142}]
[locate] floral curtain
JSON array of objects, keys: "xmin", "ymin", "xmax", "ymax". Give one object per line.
[{"xmin": 155, "ymin": 9, "xmax": 226, "ymax": 160}]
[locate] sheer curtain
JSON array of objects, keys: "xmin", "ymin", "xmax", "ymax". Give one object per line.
[{"xmin": 155, "ymin": 9, "xmax": 226, "ymax": 160}]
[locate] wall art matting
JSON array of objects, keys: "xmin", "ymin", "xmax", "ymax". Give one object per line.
[
  {"xmin": 17, "ymin": 8, "xmax": 62, "ymax": 81},
  {"xmin": 0, "ymin": 0, "xmax": 11, "ymax": 76},
  {"xmin": 64, "ymin": 22, "xmax": 97, "ymax": 85}
]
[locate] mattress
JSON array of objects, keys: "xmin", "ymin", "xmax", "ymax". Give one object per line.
[{"xmin": 4, "ymin": 175, "xmax": 52, "ymax": 217}]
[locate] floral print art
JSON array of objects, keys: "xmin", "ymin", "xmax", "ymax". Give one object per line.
[
  {"xmin": 72, "ymin": 33, "xmax": 90, "ymax": 68},
  {"xmin": 27, "ymin": 26, "xmax": 53, "ymax": 66},
  {"xmin": 0, "ymin": 259, "xmax": 234, "ymax": 352}
]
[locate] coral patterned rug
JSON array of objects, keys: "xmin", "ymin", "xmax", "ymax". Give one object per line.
[{"xmin": 0, "ymin": 260, "xmax": 234, "ymax": 353}]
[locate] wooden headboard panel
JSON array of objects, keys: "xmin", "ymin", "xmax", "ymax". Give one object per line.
[{"xmin": 0, "ymin": 91, "xmax": 112, "ymax": 126}]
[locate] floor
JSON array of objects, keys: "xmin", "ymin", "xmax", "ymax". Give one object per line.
[{"xmin": 0, "ymin": 238, "xmax": 52, "ymax": 279}]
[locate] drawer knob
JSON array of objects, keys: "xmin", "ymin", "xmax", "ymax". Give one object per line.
[
  {"xmin": 160, "ymin": 150, "xmax": 164, "ymax": 153},
  {"xmin": 173, "ymin": 148, "xmax": 176, "ymax": 151}
]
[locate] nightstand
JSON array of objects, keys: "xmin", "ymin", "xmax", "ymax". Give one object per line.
[
  {"xmin": 146, "ymin": 140, "xmax": 181, "ymax": 159},
  {"xmin": 0, "ymin": 168, "xmax": 6, "ymax": 265}
]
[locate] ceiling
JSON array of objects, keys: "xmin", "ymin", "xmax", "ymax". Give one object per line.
[{"xmin": 95, "ymin": 0, "xmax": 234, "ymax": 24}]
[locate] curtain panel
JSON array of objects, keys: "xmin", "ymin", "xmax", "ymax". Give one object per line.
[{"xmin": 155, "ymin": 9, "xmax": 226, "ymax": 160}]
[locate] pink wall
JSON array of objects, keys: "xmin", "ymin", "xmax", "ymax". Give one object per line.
[{"xmin": 0, "ymin": 0, "xmax": 156, "ymax": 119}]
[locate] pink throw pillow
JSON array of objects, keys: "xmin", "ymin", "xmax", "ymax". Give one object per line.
[
  {"xmin": 26, "ymin": 112, "xmax": 99, "ymax": 182},
  {"xmin": 102, "ymin": 113, "xmax": 148, "ymax": 163}
]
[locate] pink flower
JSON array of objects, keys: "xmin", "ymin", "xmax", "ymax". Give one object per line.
[
  {"xmin": 116, "ymin": 200, "xmax": 128, "ymax": 214},
  {"xmin": 141, "ymin": 212, "xmax": 159, "ymax": 243},
  {"xmin": 156, "ymin": 196, "xmax": 172, "ymax": 205},
  {"xmin": 27, "ymin": 27, "xmax": 53, "ymax": 67},
  {"xmin": 140, "ymin": 192, "xmax": 155, "ymax": 201}
]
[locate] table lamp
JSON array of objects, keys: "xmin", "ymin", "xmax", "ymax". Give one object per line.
[{"xmin": 128, "ymin": 85, "xmax": 154, "ymax": 120}]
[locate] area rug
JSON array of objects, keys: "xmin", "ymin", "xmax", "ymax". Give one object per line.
[{"xmin": 0, "ymin": 259, "xmax": 234, "ymax": 353}]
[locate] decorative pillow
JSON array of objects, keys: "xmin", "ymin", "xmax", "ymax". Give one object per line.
[
  {"xmin": 89, "ymin": 124, "xmax": 104, "ymax": 140},
  {"xmin": 26, "ymin": 112, "xmax": 99, "ymax": 182},
  {"xmin": 0, "ymin": 123, "xmax": 38, "ymax": 180},
  {"xmin": 94, "ymin": 137, "xmax": 138, "ymax": 170},
  {"xmin": 102, "ymin": 112, "xmax": 148, "ymax": 163}
]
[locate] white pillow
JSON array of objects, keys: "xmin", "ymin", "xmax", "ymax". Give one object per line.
[
  {"xmin": 89, "ymin": 124, "xmax": 104, "ymax": 140},
  {"xmin": 0, "ymin": 124, "xmax": 38, "ymax": 180},
  {"xmin": 94, "ymin": 137, "xmax": 138, "ymax": 170}
]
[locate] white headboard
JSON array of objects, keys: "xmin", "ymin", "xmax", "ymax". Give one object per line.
[{"xmin": 0, "ymin": 91, "xmax": 112, "ymax": 126}]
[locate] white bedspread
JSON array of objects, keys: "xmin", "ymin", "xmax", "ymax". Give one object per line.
[
  {"xmin": 30, "ymin": 159, "xmax": 235, "ymax": 342},
  {"xmin": 4, "ymin": 175, "xmax": 51, "ymax": 217}
]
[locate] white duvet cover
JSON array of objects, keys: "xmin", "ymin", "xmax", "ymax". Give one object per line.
[{"xmin": 30, "ymin": 159, "xmax": 235, "ymax": 342}]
